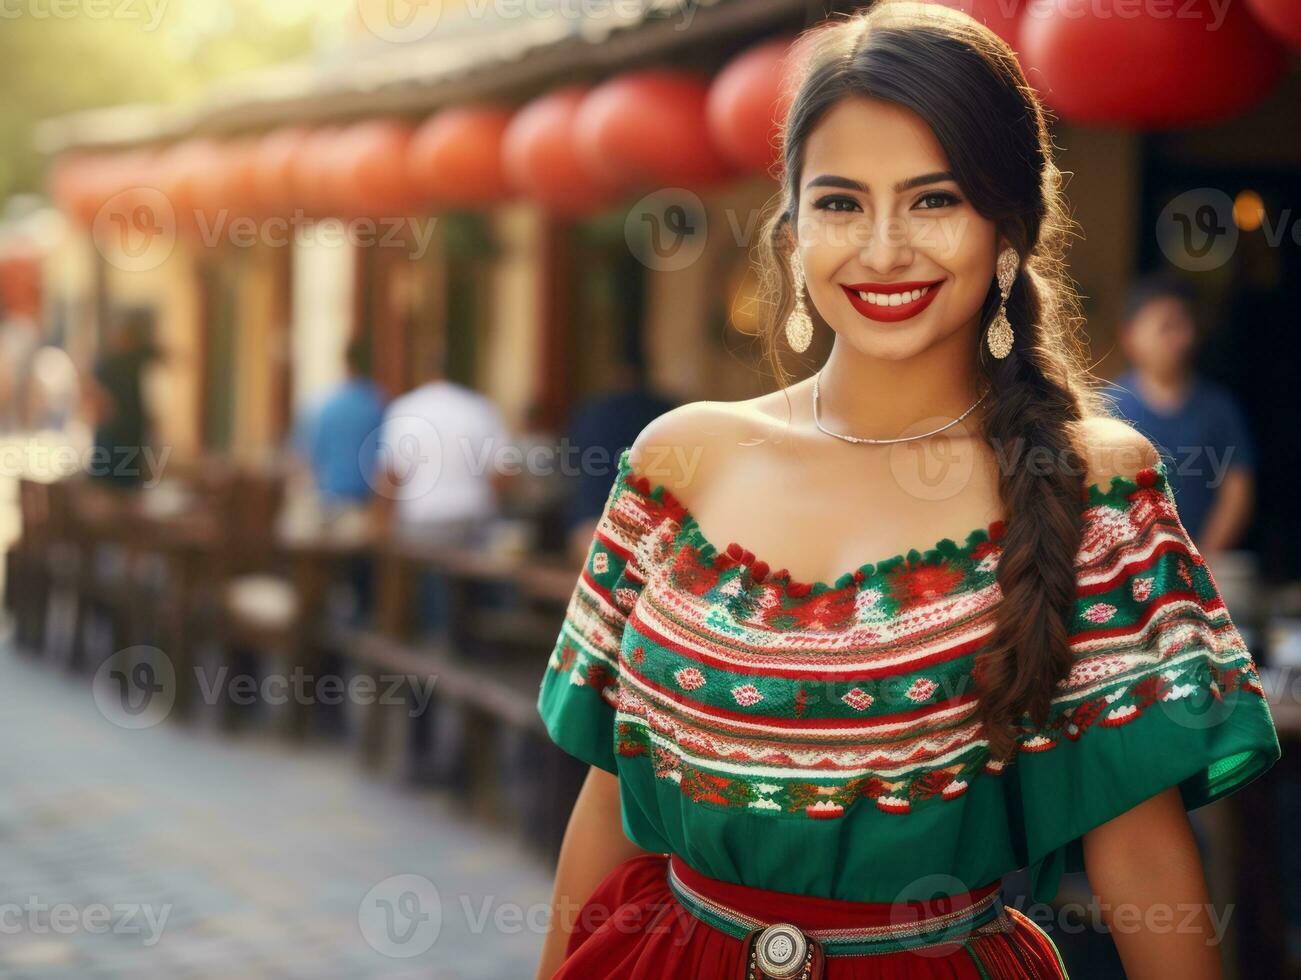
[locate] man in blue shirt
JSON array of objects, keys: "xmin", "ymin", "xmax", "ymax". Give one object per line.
[
  {"xmin": 306, "ymin": 336, "xmax": 388, "ymax": 513},
  {"xmin": 1103, "ymin": 273, "xmax": 1256, "ymax": 553}
]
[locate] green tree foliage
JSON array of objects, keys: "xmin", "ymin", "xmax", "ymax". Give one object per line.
[{"xmin": 0, "ymin": 0, "xmax": 340, "ymax": 204}]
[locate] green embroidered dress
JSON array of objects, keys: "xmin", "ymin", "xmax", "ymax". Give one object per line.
[{"xmin": 536, "ymin": 448, "xmax": 1281, "ymax": 906}]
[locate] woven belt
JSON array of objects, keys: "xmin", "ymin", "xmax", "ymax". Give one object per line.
[{"xmin": 666, "ymin": 857, "xmax": 1010, "ymax": 977}]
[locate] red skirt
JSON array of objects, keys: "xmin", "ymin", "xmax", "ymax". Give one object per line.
[{"xmin": 554, "ymin": 853, "xmax": 1068, "ymax": 979}]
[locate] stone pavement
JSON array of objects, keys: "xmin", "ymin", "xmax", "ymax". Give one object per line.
[{"xmin": 0, "ymin": 641, "xmax": 553, "ymax": 979}]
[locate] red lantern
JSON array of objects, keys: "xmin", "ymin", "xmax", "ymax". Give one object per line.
[
  {"xmin": 49, "ymin": 154, "xmax": 111, "ymax": 227},
  {"xmin": 924, "ymin": 0, "xmax": 1024, "ymax": 48},
  {"xmin": 291, "ymin": 125, "xmax": 345, "ymax": 218},
  {"xmin": 706, "ymin": 38, "xmax": 803, "ymax": 176},
  {"xmin": 1018, "ymin": 0, "xmax": 1286, "ymax": 127},
  {"xmin": 1245, "ymin": 0, "xmax": 1301, "ymax": 48},
  {"xmin": 407, "ymin": 106, "xmax": 514, "ymax": 207},
  {"xmin": 160, "ymin": 138, "xmax": 229, "ymax": 235},
  {"xmin": 219, "ymin": 137, "xmax": 263, "ymax": 218},
  {"xmin": 502, "ymin": 86, "xmax": 626, "ymax": 216},
  {"xmin": 252, "ymin": 126, "xmax": 311, "ymax": 216},
  {"xmin": 575, "ymin": 71, "xmax": 737, "ymax": 192},
  {"xmin": 330, "ymin": 119, "xmax": 418, "ymax": 218}
]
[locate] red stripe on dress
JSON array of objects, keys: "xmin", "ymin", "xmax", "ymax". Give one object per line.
[{"xmin": 626, "ymin": 601, "xmax": 992, "ymax": 683}]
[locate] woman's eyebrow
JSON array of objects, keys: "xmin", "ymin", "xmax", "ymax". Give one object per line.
[{"xmin": 804, "ymin": 171, "xmax": 956, "ymax": 193}]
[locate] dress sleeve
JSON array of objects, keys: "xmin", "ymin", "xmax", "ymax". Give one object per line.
[
  {"xmin": 1003, "ymin": 460, "xmax": 1282, "ymax": 904},
  {"xmin": 536, "ymin": 451, "xmax": 661, "ymax": 774}
]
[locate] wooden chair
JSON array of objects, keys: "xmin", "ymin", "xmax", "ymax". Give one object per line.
[
  {"xmin": 5, "ymin": 478, "xmax": 52, "ymax": 652},
  {"xmin": 331, "ymin": 536, "xmax": 595, "ymax": 859}
]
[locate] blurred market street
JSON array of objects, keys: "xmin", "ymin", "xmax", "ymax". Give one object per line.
[{"xmin": 0, "ymin": 616, "xmax": 550, "ymax": 979}]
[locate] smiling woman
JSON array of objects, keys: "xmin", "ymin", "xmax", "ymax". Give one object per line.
[{"xmin": 533, "ymin": 3, "xmax": 1281, "ymax": 979}]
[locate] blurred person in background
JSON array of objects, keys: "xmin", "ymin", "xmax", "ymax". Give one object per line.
[
  {"xmin": 284, "ymin": 334, "xmax": 389, "ymax": 625},
  {"xmin": 1104, "ymin": 271, "xmax": 1261, "ymax": 927},
  {"xmin": 560, "ymin": 352, "xmax": 676, "ymax": 566},
  {"xmin": 370, "ymin": 339, "xmax": 519, "ymax": 784},
  {"xmin": 302, "ymin": 334, "xmax": 389, "ymax": 528},
  {"xmin": 86, "ymin": 307, "xmax": 161, "ymax": 491},
  {"xmin": 371, "ymin": 338, "xmax": 517, "ymax": 635},
  {"xmin": 1105, "ymin": 272, "xmax": 1257, "ymax": 556}
]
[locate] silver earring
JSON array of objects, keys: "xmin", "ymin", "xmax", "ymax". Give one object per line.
[
  {"xmin": 987, "ymin": 246, "xmax": 1019, "ymax": 359},
  {"xmin": 785, "ymin": 250, "xmax": 813, "ymax": 353}
]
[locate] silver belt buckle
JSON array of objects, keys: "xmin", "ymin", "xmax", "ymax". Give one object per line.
[{"xmin": 753, "ymin": 921, "xmax": 809, "ymax": 978}]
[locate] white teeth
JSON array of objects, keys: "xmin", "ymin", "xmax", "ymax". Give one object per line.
[{"xmin": 857, "ymin": 285, "xmax": 930, "ymax": 307}]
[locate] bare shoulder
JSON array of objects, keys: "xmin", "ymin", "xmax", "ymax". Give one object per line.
[
  {"xmin": 627, "ymin": 399, "xmax": 765, "ymax": 500},
  {"xmin": 1071, "ymin": 415, "xmax": 1162, "ymax": 489}
]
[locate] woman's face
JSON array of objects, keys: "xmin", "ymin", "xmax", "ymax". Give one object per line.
[{"xmin": 794, "ymin": 95, "xmax": 1001, "ymax": 361}]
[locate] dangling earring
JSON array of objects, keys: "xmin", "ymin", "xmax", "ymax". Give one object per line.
[
  {"xmin": 987, "ymin": 246, "xmax": 1019, "ymax": 359},
  {"xmin": 785, "ymin": 249, "xmax": 813, "ymax": 353}
]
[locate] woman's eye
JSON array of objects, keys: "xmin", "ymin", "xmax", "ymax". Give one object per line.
[
  {"xmin": 813, "ymin": 195, "xmax": 859, "ymax": 214},
  {"xmin": 915, "ymin": 191, "xmax": 961, "ymax": 210}
]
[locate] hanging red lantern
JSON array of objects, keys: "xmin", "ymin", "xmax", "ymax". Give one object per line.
[
  {"xmin": 575, "ymin": 70, "xmax": 737, "ymax": 192},
  {"xmin": 706, "ymin": 38, "xmax": 804, "ymax": 176},
  {"xmin": 407, "ymin": 105, "xmax": 514, "ymax": 207},
  {"xmin": 290, "ymin": 125, "xmax": 345, "ymax": 218},
  {"xmin": 251, "ymin": 125, "xmax": 311, "ymax": 216},
  {"xmin": 49, "ymin": 153, "xmax": 110, "ymax": 227},
  {"xmin": 159, "ymin": 137, "xmax": 229, "ymax": 236},
  {"xmin": 1018, "ymin": 0, "xmax": 1286, "ymax": 127},
  {"xmin": 218, "ymin": 137, "xmax": 263, "ymax": 218},
  {"xmin": 502, "ymin": 86, "xmax": 625, "ymax": 217},
  {"xmin": 1245, "ymin": 0, "xmax": 1301, "ymax": 49},
  {"xmin": 330, "ymin": 119, "xmax": 418, "ymax": 218}
]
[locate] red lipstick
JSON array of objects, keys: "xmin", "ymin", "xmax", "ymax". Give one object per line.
[{"xmin": 840, "ymin": 278, "xmax": 944, "ymax": 323}]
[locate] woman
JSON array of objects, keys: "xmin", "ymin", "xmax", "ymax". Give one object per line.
[{"xmin": 534, "ymin": 4, "xmax": 1281, "ymax": 977}]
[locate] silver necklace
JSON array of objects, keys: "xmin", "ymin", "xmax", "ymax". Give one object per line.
[{"xmin": 812, "ymin": 368, "xmax": 991, "ymax": 445}]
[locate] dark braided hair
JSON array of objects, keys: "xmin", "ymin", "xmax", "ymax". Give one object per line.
[{"xmin": 755, "ymin": 0, "xmax": 1112, "ymax": 763}]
